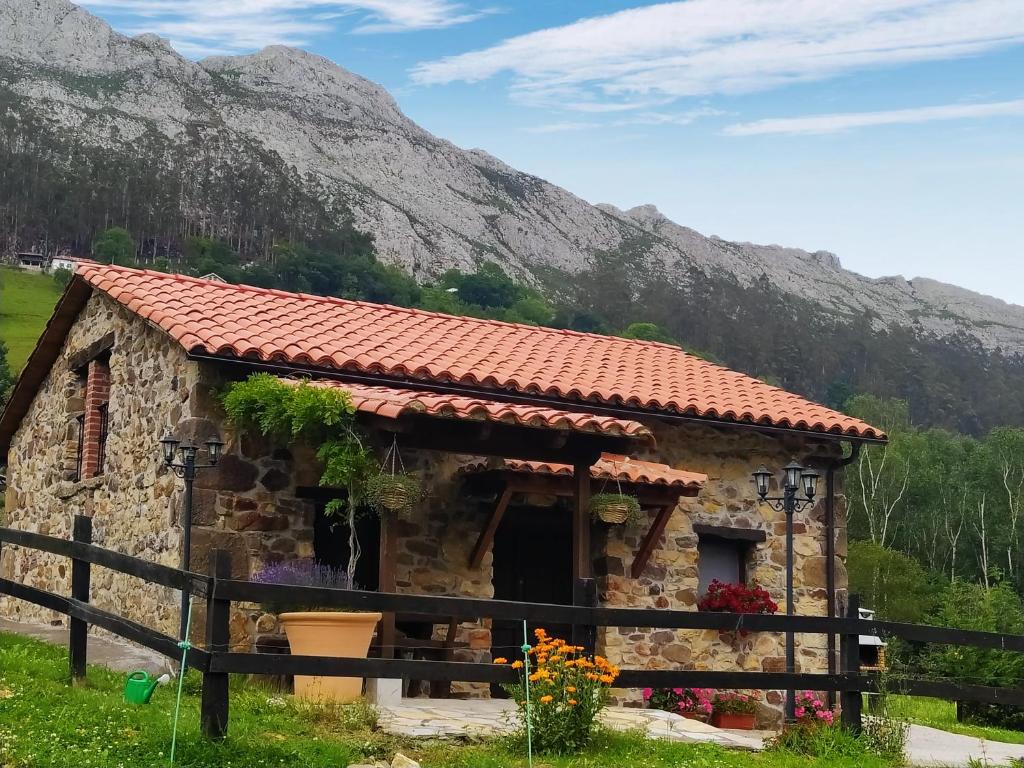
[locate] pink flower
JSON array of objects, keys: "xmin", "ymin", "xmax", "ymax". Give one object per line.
[
  {"xmin": 795, "ymin": 707, "xmax": 806, "ymax": 718},
  {"xmin": 642, "ymin": 688, "xmax": 652, "ymax": 700},
  {"xmin": 812, "ymin": 700, "xmax": 823, "ymax": 708}
]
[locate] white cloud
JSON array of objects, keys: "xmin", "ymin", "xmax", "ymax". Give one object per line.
[
  {"xmin": 724, "ymin": 99, "xmax": 1024, "ymax": 135},
  {"xmin": 83, "ymin": 0, "xmax": 488, "ymax": 56},
  {"xmin": 524, "ymin": 121, "xmax": 600, "ymax": 134},
  {"xmin": 411, "ymin": 0, "xmax": 1024, "ymax": 111}
]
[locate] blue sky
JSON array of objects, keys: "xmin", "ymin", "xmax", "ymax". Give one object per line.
[{"xmin": 84, "ymin": 0, "xmax": 1024, "ymax": 306}]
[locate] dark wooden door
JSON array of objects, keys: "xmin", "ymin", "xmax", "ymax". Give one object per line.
[{"xmin": 490, "ymin": 504, "xmax": 573, "ymax": 695}]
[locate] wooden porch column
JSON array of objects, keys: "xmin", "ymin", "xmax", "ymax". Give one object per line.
[
  {"xmin": 378, "ymin": 511, "xmax": 397, "ymax": 659},
  {"xmin": 572, "ymin": 459, "xmax": 595, "ymax": 649}
]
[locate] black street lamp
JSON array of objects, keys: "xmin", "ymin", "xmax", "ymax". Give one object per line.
[
  {"xmin": 752, "ymin": 460, "xmax": 819, "ymax": 721},
  {"xmin": 161, "ymin": 429, "xmax": 224, "ymax": 640}
]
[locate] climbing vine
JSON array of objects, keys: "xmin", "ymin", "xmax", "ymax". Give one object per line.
[{"xmin": 221, "ymin": 373, "xmax": 378, "ymax": 583}]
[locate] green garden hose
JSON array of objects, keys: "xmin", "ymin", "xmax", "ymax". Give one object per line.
[{"xmin": 170, "ymin": 595, "xmax": 193, "ymax": 766}]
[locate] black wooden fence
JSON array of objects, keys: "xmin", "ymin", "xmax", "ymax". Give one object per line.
[{"xmin": 4, "ymin": 519, "xmax": 1024, "ymax": 741}]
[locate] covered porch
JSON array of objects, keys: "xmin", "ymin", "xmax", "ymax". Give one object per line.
[{"xmin": 287, "ymin": 379, "xmax": 707, "ymax": 697}]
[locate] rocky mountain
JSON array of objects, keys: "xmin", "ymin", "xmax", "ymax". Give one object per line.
[
  {"xmin": 4, "ymin": 0, "xmax": 1023, "ymax": 356},
  {"xmin": 2, "ymin": 0, "xmax": 1024, "ymax": 432}
]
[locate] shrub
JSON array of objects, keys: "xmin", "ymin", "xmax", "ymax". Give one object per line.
[
  {"xmin": 767, "ymin": 723, "xmax": 867, "ymax": 759},
  {"xmin": 861, "ymin": 713, "xmax": 909, "ymax": 760},
  {"xmin": 642, "ymin": 687, "xmax": 713, "ymax": 718},
  {"xmin": 794, "ymin": 691, "xmax": 835, "ymax": 725},
  {"xmin": 251, "ymin": 559, "xmax": 354, "ymax": 613},
  {"xmin": 698, "ymin": 580, "xmax": 778, "ymax": 614},
  {"xmin": 499, "ymin": 628, "xmax": 619, "ymax": 755}
]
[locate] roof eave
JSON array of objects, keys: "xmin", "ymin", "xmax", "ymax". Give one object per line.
[{"xmin": 185, "ymin": 351, "xmax": 888, "ymax": 446}]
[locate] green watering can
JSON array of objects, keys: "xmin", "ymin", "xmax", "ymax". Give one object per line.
[{"xmin": 123, "ymin": 671, "xmax": 170, "ymax": 704}]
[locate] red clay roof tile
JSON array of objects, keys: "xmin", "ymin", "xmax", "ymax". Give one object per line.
[
  {"xmin": 291, "ymin": 380, "xmax": 654, "ymax": 441},
  {"xmin": 460, "ymin": 453, "xmax": 707, "ymax": 490},
  {"xmin": 77, "ymin": 264, "xmax": 883, "ymax": 439}
]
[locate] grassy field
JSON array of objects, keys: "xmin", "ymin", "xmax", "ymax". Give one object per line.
[
  {"xmin": 886, "ymin": 694, "xmax": 1024, "ymax": 745},
  {"xmin": 0, "ymin": 266, "xmax": 63, "ymax": 371},
  {"xmin": 0, "ymin": 632, "xmax": 899, "ymax": 768}
]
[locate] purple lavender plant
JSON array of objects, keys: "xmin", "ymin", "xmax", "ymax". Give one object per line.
[{"xmin": 251, "ymin": 559, "xmax": 355, "ymax": 613}]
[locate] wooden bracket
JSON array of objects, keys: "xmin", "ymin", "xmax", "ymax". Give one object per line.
[
  {"xmin": 469, "ymin": 486, "xmax": 514, "ymax": 569},
  {"xmin": 631, "ymin": 504, "xmax": 676, "ymax": 579}
]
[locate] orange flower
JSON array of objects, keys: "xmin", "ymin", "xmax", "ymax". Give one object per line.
[
  {"xmin": 493, "ymin": 657, "xmax": 508, "ymax": 665},
  {"xmin": 565, "ymin": 686, "xmax": 577, "ymax": 693},
  {"xmin": 586, "ymin": 673, "xmax": 600, "ymax": 681},
  {"xmin": 599, "ymin": 674, "xmax": 614, "ymax": 684},
  {"xmin": 568, "ymin": 699, "xmax": 578, "ymax": 706},
  {"xmin": 511, "ymin": 660, "xmax": 524, "ymax": 670},
  {"xmin": 540, "ymin": 695, "xmax": 553, "ymax": 704}
]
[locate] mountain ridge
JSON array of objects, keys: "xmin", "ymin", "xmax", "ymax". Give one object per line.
[{"xmin": 2, "ymin": 0, "xmax": 1024, "ymax": 406}]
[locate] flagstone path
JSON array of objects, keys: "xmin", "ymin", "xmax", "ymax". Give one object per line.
[{"xmin": 376, "ymin": 697, "xmax": 768, "ymax": 750}]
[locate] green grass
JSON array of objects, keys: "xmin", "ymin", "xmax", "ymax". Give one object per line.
[
  {"xmin": 0, "ymin": 632, "xmax": 899, "ymax": 768},
  {"xmin": 886, "ymin": 695, "xmax": 1024, "ymax": 745},
  {"xmin": 0, "ymin": 266, "xmax": 63, "ymax": 370}
]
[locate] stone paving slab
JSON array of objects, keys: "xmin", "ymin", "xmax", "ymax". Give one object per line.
[
  {"xmin": 0, "ymin": 618, "xmax": 170, "ymax": 675},
  {"xmin": 377, "ymin": 698, "xmax": 765, "ymax": 750}
]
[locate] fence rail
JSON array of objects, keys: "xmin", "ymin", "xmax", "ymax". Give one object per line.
[{"xmin": 3, "ymin": 521, "xmax": 1024, "ymax": 740}]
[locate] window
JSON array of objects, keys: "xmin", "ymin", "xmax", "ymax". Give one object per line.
[
  {"xmin": 694, "ymin": 524, "xmax": 767, "ymax": 596},
  {"xmin": 66, "ymin": 341, "xmax": 112, "ymax": 481},
  {"xmin": 697, "ymin": 537, "xmax": 747, "ymax": 595}
]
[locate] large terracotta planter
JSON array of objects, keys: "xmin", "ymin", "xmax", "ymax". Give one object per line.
[
  {"xmin": 279, "ymin": 611, "xmax": 382, "ymax": 702},
  {"xmin": 711, "ymin": 712, "xmax": 756, "ymax": 730}
]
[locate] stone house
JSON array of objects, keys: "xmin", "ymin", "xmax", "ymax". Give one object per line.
[{"xmin": 0, "ymin": 264, "xmax": 884, "ymax": 720}]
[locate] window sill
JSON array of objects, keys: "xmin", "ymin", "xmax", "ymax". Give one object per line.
[{"xmin": 55, "ymin": 475, "xmax": 104, "ymax": 499}]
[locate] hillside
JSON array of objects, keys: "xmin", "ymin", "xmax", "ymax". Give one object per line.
[
  {"xmin": 0, "ymin": 267, "xmax": 61, "ymax": 370},
  {"xmin": 1, "ymin": 0, "xmax": 1023, "ymax": 432}
]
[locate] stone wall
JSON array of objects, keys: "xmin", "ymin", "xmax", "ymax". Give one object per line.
[
  {"xmin": 1, "ymin": 293, "xmax": 196, "ymax": 636},
  {"xmin": 597, "ymin": 421, "xmax": 846, "ymax": 725}
]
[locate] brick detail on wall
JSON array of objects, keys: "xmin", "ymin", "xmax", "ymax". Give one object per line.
[{"xmin": 81, "ymin": 357, "xmax": 110, "ymax": 478}]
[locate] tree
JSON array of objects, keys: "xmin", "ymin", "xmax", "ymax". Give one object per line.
[
  {"xmin": 620, "ymin": 322, "xmax": 678, "ymax": 345},
  {"xmin": 847, "ymin": 540, "xmax": 945, "ymax": 623},
  {"xmin": 93, "ymin": 227, "xmax": 135, "ymax": 265},
  {"xmin": 451, "ymin": 263, "xmax": 519, "ymax": 309},
  {"xmin": 845, "ymin": 395, "xmax": 913, "ymax": 548}
]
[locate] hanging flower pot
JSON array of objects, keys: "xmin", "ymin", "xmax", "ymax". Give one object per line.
[
  {"xmin": 367, "ymin": 437, "xmax": 422, "ymax": 517},
  {"xmin": 366, "ymin": 472, "xmax": 422, "ymax": 516},
  {"xmin": 589, "ymin": 493, "xmax": 641, "ymax": 525}
]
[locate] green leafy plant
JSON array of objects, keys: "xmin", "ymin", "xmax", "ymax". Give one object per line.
[
  {"xmin": 222, "ymin": 374, "xmax": 378, "ymax": 582},
  {"xmin": 366, "ymin": 472, "xmax": 422, "ymax": 517},
  {"xmin": 589, "ymin": 492, "xmax": 641, "ymax": 525},
  {"xmin": 712, "ymin": 692, "xmax": 757, "ymax": 715},
  {"xmin": 499, "ymin": 628, "xmax": 619, "ymax": 755}
]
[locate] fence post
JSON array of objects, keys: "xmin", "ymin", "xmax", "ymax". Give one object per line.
[
  {"xmin": 201, "ymin": 549, "xmax": 231, "ymax": 740},
  {"xmin": 840, "ymin": 593, "xmax": 862, "ymax": 733},
  {"xmin": 69, "ymin": 515, "xmax": 92, "ymax": 682}
]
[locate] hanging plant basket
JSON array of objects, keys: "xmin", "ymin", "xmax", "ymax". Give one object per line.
[
  {"xmin": 367, "ymin": 472, "xmax": 422, "ymax": 516},
  {"xmin": 590, "ymin": 493, "xmax": 641, "ymax": 525}
]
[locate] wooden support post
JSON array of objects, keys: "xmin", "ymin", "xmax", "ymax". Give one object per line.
[
  {"xmin": 201, "ymin": 549, "xmax": 231, "ymax": 740},
  {"xmin": 469, "ymin": 486, "xmax": 513, "ymax": 569},
  {"xmin": 840, "ymin": 593, "xmax": 862, "ymax": 733},
  {"xmin": 69, "ymin": 514, "xmax": 92, "ymax": 682},
  {"xmin": 631, "ymin": 504, "xmax": 675, "ymax": 579},
  {"xmin": 571, "ymin": 460, "xmax": 593, "ymax": 649},
  {"xmin": 378, "ymin": 511, "xmax": 398, "ymax": 660}
]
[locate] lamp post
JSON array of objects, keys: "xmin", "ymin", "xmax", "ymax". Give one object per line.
[
  {"xmin": 161, "ymin": 429, "xmax": 224, "ymax": 640},
  {"xmin": 752, "ymin": 460, "xmax": 819, "ymax": 721}
]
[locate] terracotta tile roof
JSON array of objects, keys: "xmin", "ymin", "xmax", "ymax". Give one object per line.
[
  {"xmin": 460, "ymin": 453, "xmax": 707, "ymax": 490},
  {"xmin": 75, "ymin": 264, "xmax": 883, "ymax": 439},
  {"xmin": 288, "ymin": 379, "xmax": 653, "ymax": 442}
]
